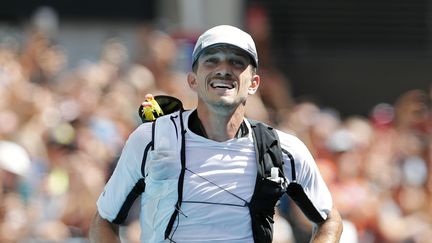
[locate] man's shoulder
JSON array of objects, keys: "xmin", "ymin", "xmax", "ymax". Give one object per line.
[
  {"xmin": 246, "ymin": 120, "xmax": 304, "ymax": 147},
  {"xmin": 134, "ymin": 122, "xmax": 153, "ymax": 135},
  {"xmin": 126, "ymin": 122, "xmax": 153, "ymax": 145},
  {"xmin": 274, "ymin": 129, "xmax": 309, "ymax": 153},
  {"xmin": 273, "ymin": 128, "xmax": 300, "ymax": 141},
  {"xmin": 156, "ymin": 109, "xmax": 189, "ymax": 123},
  {"xmin": 135, "ymin": 109, "xmax": 186, "ymax": 133},
  {"xmin": 247, "ymin": 120, "xmax": 299, "ymax": 142}
]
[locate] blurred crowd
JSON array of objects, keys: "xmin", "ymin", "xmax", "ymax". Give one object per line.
[
  {"xmin": 275, "ymin": 88, "xmax": 432, "ymax": 243},
  {"xmin": 1, "ymin": 7, "xmax": 432, "ymax": 243}
]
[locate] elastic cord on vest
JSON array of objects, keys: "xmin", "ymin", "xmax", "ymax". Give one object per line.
[{"xmin": 165, "ymin": 109, "xmax": 187, "ymax": 240}]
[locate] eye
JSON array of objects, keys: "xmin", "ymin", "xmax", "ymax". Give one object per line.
[
  {"xmin": 204, "ymin": 57, "xmax": 218, "ymax": 65},
  {"xmin": 231, "ymin": 58, "xmax": 247, "ymax": 68}
]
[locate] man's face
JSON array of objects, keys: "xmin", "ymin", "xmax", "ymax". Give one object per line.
[{"xmin": 188, "ymin": 45, "xmax": 260, "ymax": 112}]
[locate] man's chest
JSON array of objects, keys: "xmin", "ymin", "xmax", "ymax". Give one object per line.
[{"xmin": 182, "ymin": 141, "xmax": 257, "ymax": 204}]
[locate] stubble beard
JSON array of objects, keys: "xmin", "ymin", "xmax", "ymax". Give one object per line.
[
  {"xmin": 201, "ymin": 72, "xmax": 249, "ymax": 115},
  {"xmin": 203, "ymin": 95, "xmax": 247, "ymax": 116}
]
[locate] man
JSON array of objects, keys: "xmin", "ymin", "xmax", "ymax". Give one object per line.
[{"xmin": 90, "ymin": 25, "xmax": 342, "ymax": 243}]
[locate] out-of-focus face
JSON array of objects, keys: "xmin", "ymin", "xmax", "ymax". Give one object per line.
[{"xmin": 188, "ymin": 45, "xmax": 259, "ymax": 113}]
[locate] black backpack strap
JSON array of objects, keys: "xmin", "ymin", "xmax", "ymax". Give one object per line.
[
  {"xmin": 250, "ymin": 121, "xmax": 325, "ymax": 224},
  {"xmin": 249, "ymin": 120, "xmax": 284, "ymax": 177},
  {"xmin": 248, "ymin": 120, "xmax": 287, "ymax": 243},
  {"xmin": 249, "ymin": 120, "xmax": 296, "ymax": 182}
]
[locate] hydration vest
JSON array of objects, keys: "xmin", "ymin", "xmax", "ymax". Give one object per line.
[
  {"xmin": 137, "ymin": 109, "xmax": 294, "ymax": 243},
  {"xmin": 108, "ymin": 96, "xmax": 328, "ymax": 243}
]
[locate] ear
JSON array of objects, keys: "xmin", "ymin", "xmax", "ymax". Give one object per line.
[
  {"xmin": 187, "ymin": 72, "xmax": 198, "ymax": 91},
  {"xmin": 248, "ymin": 74, "xmax": 260, "ymax": 95}
]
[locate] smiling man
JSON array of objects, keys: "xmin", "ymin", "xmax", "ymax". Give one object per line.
[{"xmin": 90, "ymin": 25, "xmax": 342, "ymax": 243}]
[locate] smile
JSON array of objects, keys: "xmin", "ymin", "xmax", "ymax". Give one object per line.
[{"xmin": 209, "ymin": 80, "xmax": 236, "ymax": 89}]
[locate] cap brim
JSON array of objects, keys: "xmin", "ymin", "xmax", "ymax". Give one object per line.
[{"xmin": 192, "ymin": 43, "xmax": 258, "ymax": 68}]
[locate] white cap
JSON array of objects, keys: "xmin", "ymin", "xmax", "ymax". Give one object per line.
[
  {"xmin": 192, "ymin": 25, "xmax": 258, "ymax": 68},
  {"xmin": 0, "ymin": 141, "xmax": 31, "ymax": 176}
]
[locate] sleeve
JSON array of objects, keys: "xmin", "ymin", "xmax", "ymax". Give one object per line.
[
  {"xmin": 277, "ymin": 131, "xmax": 333, "ymax": 223},
  {"xmin": 96, "ymin": 123, "xmax": 152, "ymax": 223}
]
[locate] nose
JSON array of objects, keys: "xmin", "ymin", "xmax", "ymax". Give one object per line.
[
  {"xmin": 215, "ymin": 61, "xmax": 233, "ymax": 79},
  {"xmin": 215, "ymin": 71, "xmax": 232, "ymax": 79}
]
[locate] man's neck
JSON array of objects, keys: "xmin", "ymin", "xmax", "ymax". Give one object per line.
[{"xmin": 194, "ymin": 105, "xmax": 246, "ymax": 142}]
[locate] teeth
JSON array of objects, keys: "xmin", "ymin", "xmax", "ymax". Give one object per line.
[{"xmin": 210, "ymin": 81, "xmax": 234, "ymax": 89}]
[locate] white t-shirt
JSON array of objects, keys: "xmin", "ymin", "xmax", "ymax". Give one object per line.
[{"xmin": 97, "ymin": 110, "xmax": 332, "ymax": 242}]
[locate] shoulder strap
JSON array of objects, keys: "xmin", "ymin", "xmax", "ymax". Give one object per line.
[
  {"xmin": 249, "ymin": 120, "xmax": 284, "ymax": 178},
  {"xmin": 249, "ymin": 120, "xmax": 297, "ymax": 182},
  {"xmin": 165, "ymin": 109, "xmax": 187, "ymax": 240},
  {"xmin": 138, "ymin": 95, "xmax": 184, "ymax": 177},
  {"xmin": 140, "ymin": 121, "xmax": 155, "ymax": 177},
  {"xmin": 248, "ymin": 120, "xmax": 288, "ymax": 243},
  {"xmin": 141, "ymin": 111, "xmax": 183, "ymax": 177}
]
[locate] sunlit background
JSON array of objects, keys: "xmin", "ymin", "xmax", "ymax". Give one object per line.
[{"xmin": 0, "ymin": 0, "xmax": 431, "ymax": 242}]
